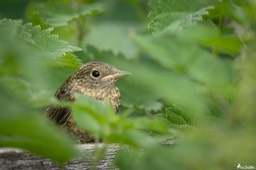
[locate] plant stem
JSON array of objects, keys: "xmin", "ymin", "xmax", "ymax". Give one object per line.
[{"xmin": 72, "ymin": 0, "xmax": 85, "ymax": 47}]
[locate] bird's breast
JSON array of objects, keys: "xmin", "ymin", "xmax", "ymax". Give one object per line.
[{"xmin": 76, "ymin": 85, "xmax": 121, "ymax": 111}]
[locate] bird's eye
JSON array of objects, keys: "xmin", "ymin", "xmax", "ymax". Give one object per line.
[{"xmin": 91, "ymin": 70, "xmax": 100, "ymax": 78}]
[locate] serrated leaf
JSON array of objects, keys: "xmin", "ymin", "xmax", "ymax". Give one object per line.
[
  {"xmin": 0, "ymin": 19, "xmax": 81, "ymax": 58},
  {"xmin": 0, "ymin": 17, "xmax": 80, "ymax": 161},
  {"xmin": 0, "ymin": 19, "xmax": 21, "ymax": 41},
  {"xmin": 52, "ymin": 52, "xmax": 82, "ymax": 70},
  {"xmin": 18, "ymin": 23, "xmax": 81, "ymax": 57},
  {"xmin": 163, "ymin": 105, "xmax": 193, "ymax": 125},
  {"xmin": 38, "ymin": 1, "xmax": 105, "ymax": 27},
  {"xmin": 148, "ymin": 0, "xmax": 213, "ymax": 35}
]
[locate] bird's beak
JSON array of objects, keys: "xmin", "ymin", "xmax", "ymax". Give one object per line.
[{"xmin": 102, "ymin": 70, "xmax": 131, "ymax": 81}]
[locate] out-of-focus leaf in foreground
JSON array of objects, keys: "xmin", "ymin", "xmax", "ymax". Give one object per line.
[
  {"xmin": 72, "ymin": 94, "xmax": 168, "ymax": 147},
  {"xmin": 0, "ymin": 19, "xmax": 80, "ymax": 163},
  {"xmin": 0, "ymin": 77, "xmax": 78, "ymax": 163}
]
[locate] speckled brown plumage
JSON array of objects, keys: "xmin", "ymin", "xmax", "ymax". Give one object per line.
[{"xmin": 46, "ymin": 61, "xmax": 130, "ymax": 143}]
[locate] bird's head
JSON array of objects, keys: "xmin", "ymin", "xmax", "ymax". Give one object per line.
[{"xmin": 72, "ymin": 61, "xmax": 131, "ymax": 90}]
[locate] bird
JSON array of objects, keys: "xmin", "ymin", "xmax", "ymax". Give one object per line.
[{"xmin": 46, "ymin": 61, "xmax": 131, "ymax": 143}]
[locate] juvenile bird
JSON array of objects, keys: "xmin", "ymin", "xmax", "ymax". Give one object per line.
[{"xmin": 46, "ymin": 61, "xmax": 130, "ymax": 143}]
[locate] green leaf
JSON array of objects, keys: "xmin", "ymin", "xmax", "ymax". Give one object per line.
[
  {"xmin": 115, "ymin": 146, "xmax": 184, "ymax": 170},
  {"xmin": 0, "ymin": 18, "xmax": 82, "ymax": 94},
  {"xmin": 0, "ymin": 19, "xmax": 80, "ymax": 163},
  {"xmin": 85, "ymin": 21, "xmax": 139, "ymax": 58},
  {"xmin": 115, "ymin": 148, "xmax": 142, "ymax": 170},
  {"xmin": 207, "ymin": 0, "xmax": 234, "ymax": 19},
  {"xmin": 148, "ymin": 0, "xmax": 213, "ymax": 35},
  {"xmin": 178, "ymin": 25, "xmax": 242, "ymax": 55},
  {"xmin": 162, "ymin": 105, "xmax": 193, "ymax": 125},
  {"xmin": 133, "ymin": 34, "xmax": 232, "ymax": 90},
  {"xmin": 51, "ymin": 52, "xmax": 82, "ymax": 70},
  {"xmin": 0, "ymin": 76, "xmax": 32, "ymax": 104},
  {"xmin": 0, "ymin": 77, "xmax": 78, "ymax": 163},
  {"xmin": 129, "ymin": 117, "xmax": 168, "ymax": 133},
  {"xmin": 0, "ymin": 19, "xmax": 21, "ymax": 41},
  {"xmin": 0, "ymin": 19, "xmax": 81, "ymax": 58},
  {"xmin": 38, "ymin": 1, "xmax": 105, "ymax": 27},
  {"xmin": 18, "ymin": 23, "xmax": 81, "ymax": 57},
  {"xmin": 72, "ymin": 94, "xmax": 115, "ymax": 135},
  {"xmin": 72, "ymin": 94, "xmax": 168, "ymax": 147},
  {"xmin": 207, "ymin": 0, "xmax": 256, "ymax": 27},
  {"xmin": 106, "ymin": 130, "xmax": 157, "ymax": 147},
  {"xmin": 0, "ymin": 114, "xmax": 78, "ymax": 163}
]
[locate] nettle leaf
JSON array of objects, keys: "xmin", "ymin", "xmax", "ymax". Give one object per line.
[
  {"xmin": 178, "ymin": 25, "xmax": 242, "ymax": 55},
  {"xmin": 0, "ymin": 19, "xmax": 80, "ymax": 58},
  {"xmin": 0, "ymin": 19, "xmax": 80, "ymax": 163},
  {"xmin": 72, "ymin": 94, "xmax": 114, "ymax": 135},
  {"xmin": 0, "ymin": 77, "xmax": 77, "ymax": 163},
  {"xmin": 133, "ymin": 35, "xmax": 232, "ymax": 90},
  {"xmin": 148, "ymin": 0, "xmax": 213, "ymax": 35},
  {"xmin": 17, "ymin": 23, "xmax": 81, "ymax": 58},
  {"xmin": 0, "ymin": 19, "xmax": 21, "ymax": 41},
  {"xmin": 38, "ymin": 1, "xmax": 105, "ymax": 27},
  {"xmin": 52, "ymin": 52, "xmax": 82, "ymax": 70},
  {"xmin": 207, "ymin": 0, "xmax": 234, "ymax": 19},
  {"xmin": 133, "ymin": 35, "xmax": 185, "ymax": 69},
  {"xmin": 85, "ymin": 22, "xmax": 139, "ymax": 58},
  {"xmin": 0, "ymin": 76, "xmax": 32, "ymax": 104},
  {"xmin": 162, "ymin": 105, "xmax": 194, "ymax": 125},
  {"xmin": 0, "ymin": 114, "xmax": 78, "ymax": 163},
  {"xmin": 0, "ymin": 19, "xmax": 82, "ymax": 92}
]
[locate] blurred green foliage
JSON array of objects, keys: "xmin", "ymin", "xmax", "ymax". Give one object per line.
[{"xmin": 1, "ymin": 0, "xmax": 256, "ymax": 169}]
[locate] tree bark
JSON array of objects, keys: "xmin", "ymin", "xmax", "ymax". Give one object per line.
[{"xmin": 0, "ymin": 144, "xmax": 119, "ymax": 170}]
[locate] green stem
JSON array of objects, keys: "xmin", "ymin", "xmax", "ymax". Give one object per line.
[{"xmin": 72, "ymin": 0, "xmax": 85, "ymax": 47}]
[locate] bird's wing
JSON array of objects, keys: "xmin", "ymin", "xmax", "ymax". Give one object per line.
[
  {"xmin": 46, "ymin": 106, "xmax": 71, "ymax": 126},
  {"xmin": 46, "ymin": 82, "xmax": 75, "ymax": 126}
]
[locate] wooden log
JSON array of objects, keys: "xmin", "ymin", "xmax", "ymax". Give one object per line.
[{"xmin": 0, "ymin": 144, "xmax": 120, "ymax": 170}]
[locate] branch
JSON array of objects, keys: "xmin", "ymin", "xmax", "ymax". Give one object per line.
[{"xmin": 0, "ymin": 144, "xmax": 120, "ymax": 170}]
